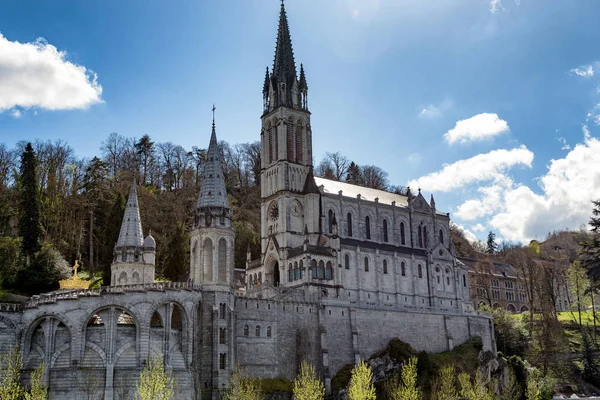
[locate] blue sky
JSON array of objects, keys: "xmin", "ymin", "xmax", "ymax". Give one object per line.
[{"xmin": 1, "ymin": 0, "xmax": 600, "ymax": 244}]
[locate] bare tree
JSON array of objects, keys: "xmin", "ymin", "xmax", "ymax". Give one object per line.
[
  {"xmin": 0, "ymin": 144, "xmax": 16, "ymax": 189},
  {"xmin": 324, "ymin": 152, "xmax": 349, "ymax": 181},
  {"xmin": 100, "ymin": 133, "xmax": 126, "ymax": 184},
  {"xmin": 361, "ymin": 165, "xmax": 388, "ymax": 190},
  {"xmin": 242, "ymin": 141, "xmax": 261, "ymax": 186},
  {"xmin": 315, "ymin": 158, "xmax": 334, "ymax": 179}
]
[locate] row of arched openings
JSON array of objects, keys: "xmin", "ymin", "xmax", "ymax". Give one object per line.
[
  {"xmin": 267, "ymin": 119, "xmax": 304, "ymax": 164},
  {"xmin": 343, "ymin": 254, "xmax": 423, "ymax": 278},
  {"xmin": 310, "ymin": 260, "xmax": 333, "ymax": 280},
  {"xmin": 288, "ymin": 260, "xmax": 304, "ymax": 282},
  {"xmin": 243, "ymin": 325, "xmax": 272, "ymax": 338},
  {"xmin": 335, "ymin": 212, "xmax": 446, "ymax": 249}
]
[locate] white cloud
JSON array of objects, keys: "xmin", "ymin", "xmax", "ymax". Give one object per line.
[
  {"xmin": 472, "ymin": 223, "xmax": 486, "ymax": 232},
  {"xmin": 558, "ymin": 137, "xmax": 571, "ymax": 151},
  {"xmin": 454, "ymin": 175, "xmax": 513, "ymax": 221},
  {"xmin": 451, "ymin": 223, "xmax": 478, "ymax": 243},
  {"xmin": 490, "ymin": 0, "xmax": 504, "ymax": 13},
  {"xmin": 408, "ymin": 145, "xmax": 533, "ymax": 192},
  {"xmin": 571, "ymin": 65, "xmax": 595, "ymax": 78},
  {"xmin": 10, "ymin": 109, "xmax": 22, "ymax": 118},
  {"xmin": 0, "ymin": 33, "xmax": 102, "ymax": 112},
  {"xmin": 418, "ymin": 99, "xmax": 452, "ymax": 119},
  {"xmin": 444, "ymin": 113, "xmax": 509, "ymax": 144}
]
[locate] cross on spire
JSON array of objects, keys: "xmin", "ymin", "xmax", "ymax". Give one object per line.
[{"xmin": 212, "ymin": 104, "xmax": 216, "ymax": 126}]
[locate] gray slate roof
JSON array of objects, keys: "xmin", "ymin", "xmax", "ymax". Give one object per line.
[
  {"xmin": 116, "ymin": 182, "xmax": 144, "ymax": 248},
  {"xmin": 197, "ymin": 122, "xmax": 229, "ymax": 209}
]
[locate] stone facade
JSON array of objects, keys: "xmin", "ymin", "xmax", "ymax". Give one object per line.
[{"xmin": 0, "ymin": 3, "xmax": 496, "ymax": 400}]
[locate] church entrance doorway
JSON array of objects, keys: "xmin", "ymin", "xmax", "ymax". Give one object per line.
[{"xmin": 273, "ymin": 262, "xmax": 280, "ymax": 286}]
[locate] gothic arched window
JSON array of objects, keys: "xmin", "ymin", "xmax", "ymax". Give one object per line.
[
  {"xmin": 255, "ymin": 325, "xmax": 261, "ymax": 337},
  {"xmin": 401, "ymin": 261, "xmax": 406, "ymax": 277},
  {"xmin": 267, "ymin": 326, "xmax": 272, "ymax": 338},
  {"xmin": 268, "ymin": 122, "xmax": 273, "ymax": 164},
  {"xmin": 463, "ymin": 274, "xmax": 467, "ymax": 287},
  {"xmin": 418, "ymin": 226, "xmax": 423, "ymax": 248},
  {"xmin": 295, "ymin": 120, "xmax": 303, "ymax": 163},
  {"xmin": 311, "ymin": 259, "xmax": 317, "ymax": 279},
  {"xmin": 243, "ymin": 325, "xmax": 249, "ymax": 336},
  {"xmin": 400, "ymin": 222, "xmax": 406, "ymax": 245},
  {"xmin": 345, "ymin": 254, "xmax": 350, "ymax": 270},
  {"xmin": 418, "ymin": 264, "xmax": 423, "ymax": 279},
  {"xmin": 364, "ymin": 257, "xmax": 369, "ymax": 272},
  {"xmin": 439, "ymin": 229, "xmax": 444, "ymax": 245},
  {"xmin": 383, "ymin": 219, "xmax": 388, "ymax": 242},
  {"xmin": 325, "ymin": 261, "xmax": 333, "ymax": 280},
  {"xmin": 347, "ymin": 213, "xmax": 353, "ymax": 237},
  {"xmin": 287, "ymin": 118, "xmax": 294, "ymax": 161},
  {"xmin": 299, "ymin": 260, "xmax": 303, "ymax": 279},
  {"xmin": 288, "ymin": 263, "xmax": 294, "ymax": 282},
  {"xmin": 218, "ymin": 238, "xmax": 227, "ymax": 283},
  {"xmin": 203, "ymin": 238, "xmax": 213, "ymax": 282},
  {"xmin": 318, "ymin": 260, "xmax": 325, "ymax": 279},
  {"xmin": 328, "ymin": 209, "xmax": 334, "ymax": 234},
  {"xmin": 423, "ymin": 226, "xmax": 429, "ymax": 248},
  {"xmin": 365, "ymin": 216, "xmax": 371, "ymax": 240},
  {"xmin": 383, "ymin": 259, "xmax": 388, "ymax": 274}
]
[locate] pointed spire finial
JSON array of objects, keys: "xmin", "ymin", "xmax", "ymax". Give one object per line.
[{"xmin": 212, "ymin": 104, "xmax": 216, "ymax": 127}]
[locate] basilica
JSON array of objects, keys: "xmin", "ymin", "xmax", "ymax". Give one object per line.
[{"xmin": 0, "ymin": 3, "xmax": 495, "ymax": 399}]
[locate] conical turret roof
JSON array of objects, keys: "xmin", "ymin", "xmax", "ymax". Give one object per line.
[
  {"xmin": 272, "ymin": 1, "xmax": 297, "ymax": 83},
  {"xmin": 197, "ymin": 120, "xmax": 229, "ymax": 209},
  {"xmin": 116, "ymin": 181, "xmax": 144, "ymax": 248}
]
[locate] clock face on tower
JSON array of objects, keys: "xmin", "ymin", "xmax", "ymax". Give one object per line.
[
  {"xmin": 270, "ymin": 203, "xmax": 279, "ymax": 221},
  {"xmin": 291, "ymin": 200, "xmax": 301, "ymax": 217}
]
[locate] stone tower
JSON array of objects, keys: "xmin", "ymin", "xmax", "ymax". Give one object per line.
[
  {"xmin": 189, "ymin": 116, "xmax": 235, "ymax": 289},
  {"xmin": 111, "ymin": 181, "xmax": 156, "ymax": 286},
  {"xmin": 259, "ymin": 2, "xmax": 327, "ymax": 287}
]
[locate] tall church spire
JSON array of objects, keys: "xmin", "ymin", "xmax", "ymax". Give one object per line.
[
  {"xmin": 196, "ymin": 109, "xmax": 229, "ymax": 212},
  {"xmin": 116, "ymin": 181, "xmax": 144, "ymax": 248},
  {"xmin": 263, "ymin": 1, "xmax": 307, "ymax": 112}
]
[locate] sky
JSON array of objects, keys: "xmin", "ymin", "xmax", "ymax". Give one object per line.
[{"xmin": 1, "ymin": 0, "xmax": 600, "ymax": 245}]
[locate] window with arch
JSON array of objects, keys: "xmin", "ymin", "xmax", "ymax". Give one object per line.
[
  {"xmin": 203, "ymin": 238, "xmax": 213, "ymax": 282},
  {"xmin": 383, "ymin": 259, "xmax": 388, "ymax": 274},
  {"xmin": 345, "ymin": 254, "xmax": 350, "ymax": 270},
  {"xmin": 218, "ymin": 238, "xmax": 227, "ymax": 283},
  {"xmin": 347, "ymin": 213, "xmax": 353, "ymax": 237},
  {"xmin": 311, "ymin": 259, "xmax": 317, "ymax": 279},
  {"xmin": 418, "ymin": 226, "xmax": 423, "ymax": 248},
  {"xmin": 243, "ymin": 325, "xmax": 249, "ymax": 336},
  {"xmin": 268, "ymin": 122, "xmax": 273, "ymax": 164},
  {"xmin": 383, "ymin": 219, "xmax": 388, "ymax": 242},
  {"xmin": 318, "ymin": 260, "xmax": 325, "ymax": 279},
  {"xmin": 287, "ymin": 118, "xmax": 294, "ymax": 160},
  {"xmin": 294, "ymin": 261, "xmax": 299, "ymax": 281},
  {"xmin": 400, "ymin": 222, "xmax": 406, "ymax": 245},
  {"xmin": 325, "ymin": 261, "xmax": 333, "ymax": 280},
  {"xmin": 220, "ymin": 303, "xmax": 226, "ymax": 319},
  {"xmin": 418, "ymin": 264, "xmax": 423, "ymax": 279},
  {"xmin": 299, "ymin": 260, "xmax": 303, "ymax": 279},
  {"xmin": 267, "ymin": 326, "xmax": 272, "ymax": 338},
  {"xmin": 255, "ymin": 325, "xmax": 261, "ymax": 337},
  {"xmin": 121, "ymin": 249, "xmax": 127, "ymax": 262},
  {"xmin": 364, "ymin": 257, "xmax": 369, "ymax": 272},
  {"xmin": 288, "ymin": 263, "xmax": 294, "ymax": 282},
  {"xmin": 295, "ymin": 121, "xmax": 303, "ymax": 162},
  {"xmin": 439, "ymin": 229, "xmax": 444, "ymax": 245},
  {"xmin": 258, "ymin": 272, "xmax": 262, "ymax": 283},
  {"xmin": 219, "ymin": 353, "xmax": 226, "ymax": 370},
  {"xmin": 423, "ymin": 226, "xmax": 428, "ymax": 247},
  {"xmin": 401, "ymin": 262, "xmax": 406, "ymax": 276},
  {"xmin": 219, "ymin": 328, "xmax": 226, "ymax": 344},
  {"xmin": 463, "ymin": 274, "xmax": 467, "ymax": 287},
  {"xmin": 365, "ymin": 216, "xmax": 371, "ymax": 239},
  {"xmin": 328, "ymin": 209, "xmax": 334, "ymax": 234}
]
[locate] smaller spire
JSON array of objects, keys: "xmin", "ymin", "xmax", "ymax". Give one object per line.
[
  {"xmin": 430, "ymin": 194, "xmax": 436, "ymax": 209},
  {"xmin": 263, "ymin": 67, "xmax": 270, "ymax": 94},
  {"xmin": 116, "ymin": 181, "xmax": 144, "ymax": 249},
  {"xmin": 299, "ymin": 63, "xmax": 307, "ymax": 91}
]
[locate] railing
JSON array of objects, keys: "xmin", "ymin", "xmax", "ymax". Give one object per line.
[
  {"xmin": 0, "ymin": 303, "xmax": 22, "ymax": 312},
  {"xmin": 24, "ymin": 281, "xmax": 201, "ymax": 309}
]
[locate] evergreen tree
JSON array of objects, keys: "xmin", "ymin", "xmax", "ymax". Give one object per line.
[
  {"xmin": 293, "ymin": 361, "xmax": 325, "ymax": 400},
  {"xmin": 348, "ymin": 360, "xmax": 376, "ymax": 400},
  {"xmin": 486, "ymin": 231, "xmax": 498, "ymax": 254},
  {"xmin": 581, "ymin": 328, "xmax": 600, "ymax": 386},
  {"xmin": 163, "ymin": 222, "xmax": 189, "ymax": 281},
  {"xmin": 136, "ymin": 356, "xmax": 174, "ymax": 400},
  {"xmin": 581, "ymin": 199, "xmax": 600, "ymax": 283},
  {"xmin": 19, "ymin": 143, "xmax": 42, "ymax": 264},
  {"xmin": 345, "ymin": 162, "xmax": 362, "ymax": 185}
]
